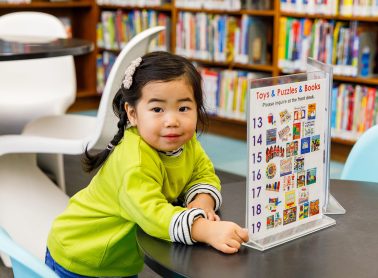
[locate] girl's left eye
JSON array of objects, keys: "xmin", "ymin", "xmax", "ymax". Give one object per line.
[
  {"xmin": 179, "ymin": 106, "xmax": 190, "ymax": 112},
  {"xmin": 152, "ymin": 107, "xmax": 163, "ymax": 113}
]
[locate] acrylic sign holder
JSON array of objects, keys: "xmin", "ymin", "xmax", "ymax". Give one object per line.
[
  {"xmin": 307, "ymin": 58, "xmax": 346, "ymax": 215},
  {"xmin": 245, "ymin": 59, "xmax": 342, "ymax": 251}
]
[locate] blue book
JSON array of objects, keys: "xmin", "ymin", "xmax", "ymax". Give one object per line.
[{"xmin": 331, "ymin": 86, "xmax": 338, "ymax": 129}]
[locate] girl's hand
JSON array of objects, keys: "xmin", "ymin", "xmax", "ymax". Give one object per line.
[
  {"xmin": 187, "ymin": 193, "xmax": 220, "ymax": 221},
  {"xmin": 192, "ymin": 218, "xmax": 249, "ymax": 254}
]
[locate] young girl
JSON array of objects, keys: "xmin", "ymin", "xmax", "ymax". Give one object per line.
[{"xmin": 45, "ymin": 51, "xmax": 249, "ymax": 277}]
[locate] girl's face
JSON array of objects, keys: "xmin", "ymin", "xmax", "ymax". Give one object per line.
[{"xmin": 125, "ymin": 78, "xmax": 198, "ymax": 152}]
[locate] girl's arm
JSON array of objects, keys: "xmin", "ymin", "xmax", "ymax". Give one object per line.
[
  {"xmin": 191, "ymin": 217, "xmax": 249, "ymax": 254},
  {"xmin": 187, "ymin": 193, "xmax": 220, "ymax": 221},
  {"xmin": 183, "ymin": 140, "xmax": 222, "ymax": 216},
  {"xmin": 121, "ymin": 167, "xmax": 247, "ymax": 252}
]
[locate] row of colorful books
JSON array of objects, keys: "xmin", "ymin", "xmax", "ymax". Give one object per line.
[
  {"xmin": 97, "ymin": 10, "xmax": 170, "ymax": 51},
  {"xmin": 96, "ymin": 0, "xmax": 272, "ymax": 10},
  {"xmin": 176, "ymin": 12, "xmax": 271, "ymax": 65},
  {"xmin": 96, "ymin": 51, "xmax": 117, "ymax": 94},
  {"xmin": 278, "ymin": 17, "xmax": 377, "ymax": 77},
  {"xmin": 175, "ymin": 0, "xmax": 241, "ymax": 10},
  {"xmin": 331, "ymin": 83, "xmax": 378, "ymax": 140},
  {"xmin": 339, "ymin": 0, "xmax": 378, "ymax": 16},
  {"xmin": 96, "ymin": 0, "xmax": 170, "ymax": 6},
  {"xmin": 281, "ymin": 0, "xmax": 378, "ymax": 16},
  {"xmin": 200, "ymin": 66, "xmax": 269, "ymax": 120},
  {"xmin": 96, "ymin": 31, "xmax": 171, "ymax": 93},
  {"xmin": 96, "ymin": 49, "xmax": 378, "ymax": 141}
]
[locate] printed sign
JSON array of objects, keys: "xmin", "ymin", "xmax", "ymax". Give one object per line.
[{"xmin": 246, "ymin": 71, "xmax": 335, "ymax": 250}]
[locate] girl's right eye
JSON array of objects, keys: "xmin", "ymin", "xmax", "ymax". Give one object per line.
[{"xmin": 152, "ymin": 107, "xmax": 163, "ymax": 113}]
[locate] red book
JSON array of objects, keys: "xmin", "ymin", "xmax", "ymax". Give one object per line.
[
  {"xmin": 366, "ymin": 87, "xmax": 376, "ymax": 129},
  {"xmin": 347, "ymin": 85, "xmax": 354, "ymax": 131}
]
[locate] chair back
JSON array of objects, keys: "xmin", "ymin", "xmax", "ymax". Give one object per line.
[
  {"xmin": 0, "ymin": 227, "xmax": 58, "ymax": 278},
  {"xmin": 0, "ymin": 12, "xmax": 76, "ymax": 133},
  {"xmin": 88, "ymin": 26, "xmax": 165, "ymax": 150},
  {"xmin": 341, "ymin": 125, "xmax": 378, "ymax": 183}
]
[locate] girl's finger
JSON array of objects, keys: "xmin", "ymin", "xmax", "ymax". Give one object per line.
[
  {"xmin": 207, "ymin": 212, "xmax": 215, "ymax": 221},
  {"xmin": 235, "ymin": 228, "xmax": 249, "ymax": 242},
  {"xmin": 218, "ymin": 243, "xmax": 238, "ymax": 254},
  {"xmin": 226, "ymin": 239, "xmax": 241, "ymax": 250}
]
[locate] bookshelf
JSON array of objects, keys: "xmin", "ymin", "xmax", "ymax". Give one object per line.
[
  {"xmin": 95, "ymin": 0, "xmax": 372, "ymax": 162},
  {"xmin": 0, "ymin": 1, "xmax": 99, "ymax": 111},
  {"xmin": 277, "ymin": 1, "xmax": 378, "ymax": 161},
  {"xmin": 96, "ymin": 3, "xmax": 173, "ymax": 92},
  {"xmin": 180, "ymin": 0, "xmax": 378, "ymax": 162},
  {"xmin": 5, "ymin": 0, "xmax": 378, "ymax": 162}
]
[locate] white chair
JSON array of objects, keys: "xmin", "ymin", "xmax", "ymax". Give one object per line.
[
  {"xmin": 0, "ymin": 12, "xmax": 77, "ymax": 191},
  {"xmin": 0, "ymin": 11, "xmax": 76, "ymax": 134},
  {"xmin": 0, "ymin": 26, "xmax": 165, "ymax": 267}
]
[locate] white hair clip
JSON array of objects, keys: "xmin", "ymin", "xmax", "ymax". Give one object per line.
[
  {"xmin": 122, "ymin": 57, "xmax": 142, "ymax": 89},
  {"xmin": 106, "ymin": 143, "xmax": 114, "ymax": 151}
]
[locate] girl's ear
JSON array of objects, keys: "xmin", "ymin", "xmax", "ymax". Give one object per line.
[{"xmin": 124, "ymin": 102, "xmax": 137, "ymax": 126}]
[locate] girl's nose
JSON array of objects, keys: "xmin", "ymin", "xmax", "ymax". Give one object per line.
[{"xmin": 164, "ymin": 113, "xmax": 179, "ymax": 127}]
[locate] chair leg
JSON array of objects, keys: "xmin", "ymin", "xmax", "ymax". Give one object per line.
[{"xmin": 37, "ymin": 153, "xmax": 66, "ymax": 193}]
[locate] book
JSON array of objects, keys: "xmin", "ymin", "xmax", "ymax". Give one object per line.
[
  {"xmin": 357, "ymin": 27, "xmax": 377, "ymax": 77},
  {"xmin": 248, "ymin": 17, "xmax": 269, "ymax": 64}
]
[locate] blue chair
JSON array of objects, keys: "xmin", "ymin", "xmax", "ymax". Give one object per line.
[
  {"xmin": 0, "ymin": 227, "xmax": 57, "ymax": 278},
  {"xmin": 340, "ymin": 125, "xmax": 378, "ymax": 183}
]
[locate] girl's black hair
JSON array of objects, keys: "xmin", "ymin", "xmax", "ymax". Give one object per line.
[{"xmin": 82, "ymin": 51, "xmax": 208, "ymax": 172}]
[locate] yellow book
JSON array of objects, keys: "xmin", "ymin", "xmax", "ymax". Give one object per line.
[
  {"xmin": 336, "ymin": 84, "xmax": 344, "ymax": 130},
  {"xmin": 96, "ymin": 22, "xmax": 103, "ymax": 48},
  {"xmin": 278, "ymin": 17, "xmax": 287, "ymax": 66},
  {"xmin": 332, "ymin": 22, "xmax": 344, "ymax": 65},
  {"xmin": 240, "ymin": 77, "xmax": 248, "ymax": 120},
  {"xmin": 359, "ymin": 88, "xmax": 368, "ymax": 132},
  {"xmin": 341, "ymin": 0, "xmax": 353, "ymax": 16},
  {"xmin": 226, "ymin": 17, "xmax": 237, "ymax": 63}
]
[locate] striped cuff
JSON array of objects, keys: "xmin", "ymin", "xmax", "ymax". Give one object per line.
[
  {"xmin": 169, "ymin": 208, "xmax": 206, "ymax": 245},
  {"xmin": 184, "ymin": 184, "xmax": 222, "ymax": 211}
]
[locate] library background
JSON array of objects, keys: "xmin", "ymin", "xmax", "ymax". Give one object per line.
[{"xmin": 2, "ymin": 0, "xmax": 378, "ymax": 164}]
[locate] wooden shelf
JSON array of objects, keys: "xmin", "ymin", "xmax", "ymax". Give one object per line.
[
  {"xmin": 208, "ymin": 116, "xmax": 247, "ymax": 140},
  {"xmin": 337, "ymin": 15, "xmax": 378, "ymax": 22},
  {"xmin": 177, "ymin": 7, "xmax": 275, "ymax": 16},
  {"xmin": 279, "ymin": 70, "xmax": 378, "ymax": 86},
  {"xmin": 97, "ymin": 47, "xmax": 120, "ymax": 53},
  {"xmin": 331, "ymin": 137, "xmax": 356, "ymax": 146},
  {"xmin": 243, "ymin": 9, "xmax": 275, "ymax": 16},
  {"xmin": 333, "ymin": 75, "xmax": 378, "ymax": 86},
  {"xmin": 76, "ymin": 89, "xmax": 98, "ymax": 98},
  {"xmin": 330, "ymin": 139, "xmax": 353, "ymax": 162},
  {"xmin": 0, "ymin": 1, "xmax": 92, "ymax": 9},
  {"xmin": 191, "ymin": 58, "xmax": 274, "ymax": 72},
  {"xmin": 98, "ymin": 4, "xmax": 173, "ymax": 11}
]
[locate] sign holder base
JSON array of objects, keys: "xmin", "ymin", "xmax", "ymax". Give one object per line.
[
  {"xmin": 244, "ymin": 215, "xmax": 336, "ymax": 251},
  {"xmin": 325, "ymin": 194, "xmax": 346, "ymax": 214}
]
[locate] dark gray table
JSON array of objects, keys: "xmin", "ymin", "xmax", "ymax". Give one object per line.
[
  {"xmin": 137, "ymin": 179, "xmax": 378, "ymax": 278},
  {"xmin": 0, "ymin": 35, "xmax": 93, "ymax": 61}
]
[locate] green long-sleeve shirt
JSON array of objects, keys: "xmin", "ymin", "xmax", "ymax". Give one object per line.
[{"xmin": 47, "ymin": 127, "xmax": 221, "ymax": 277}]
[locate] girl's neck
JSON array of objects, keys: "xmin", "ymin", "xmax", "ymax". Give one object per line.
[{"xmin": 158, "ymin": 147, "xmax": 183, "ymax": 157}]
